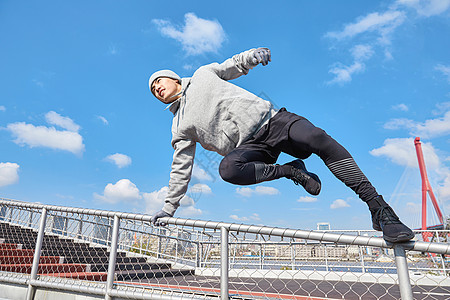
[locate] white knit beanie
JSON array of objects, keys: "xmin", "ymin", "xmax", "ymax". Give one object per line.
[{"xmin": 148, "ymin": 70, "xmax": 181, "ymax": 96}]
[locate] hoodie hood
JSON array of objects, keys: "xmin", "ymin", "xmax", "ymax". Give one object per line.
[{"xmin": 166, "ymin": 77, "xmax": 191, "ymax": 114}]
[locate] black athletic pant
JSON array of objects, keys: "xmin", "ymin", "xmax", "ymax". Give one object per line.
[{"xmin": 219, "ymin": 108, "xmax": 379, "ymax": 203}]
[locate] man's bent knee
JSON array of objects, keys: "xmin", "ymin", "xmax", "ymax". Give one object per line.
[
  {"xmin": 219, "ymin": 157, "xmax": 238, "ymax": 183},
  {"xmin": 307, "ymin": 127, "xmax": 335, "ymax": 151},
  {"xmin": 219, "ymin": 156, "xmax": 256, "ymax": 185}
]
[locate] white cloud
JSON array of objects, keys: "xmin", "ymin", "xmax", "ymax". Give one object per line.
[
  {"xmin": 153, "ymin": 13, "xmax": 226, "ymax": 55},
  {"xmin": 325, "ymin": 10, "xmax": 406, "ymax": 41},
  {"xmin": 439, "ymin": 173, "xmax": 450, "ymax": 200},
  {"xmin": 328, "ymin": 62, "xmax": 365, "ymax": 85},
  {"xmin": 0, "ymin": 106, "xmax": 5, "ymax": 111},
  {"xmin": 371, "ymin": 135, "xmax": 450, "ymax": 207},
  {"xmin": 330, "ymin": 199, "xmax": 351, "ymax": 209},
  {"xmin": 406, "ymin": 201, "xmax": 421, "ymax": 214},
  {"xmin": 142, "ymin": 186, "xmax": 202, "ymax": 216},
  {"xmin": 236, "ymin": 186, "xmax": 280, "ymax": 197},
  {"xmin": 383, "ymin": 118, "xmax": 416, "ymax": 130},
  {"xmin": 192, "ymin": 164, "xmax": 213, "ymax": 181},
  {"xmin": 190, "ymin": 183, "xmax": 212, "ymax": 194},
  {"xmin": 236, "ymin": 187, "xmax": 253, "ymax": 197},
  {"xmin": 373, "ymin": 107, "xmax": 450, "ymax": 210},
  {"xmin": 45, "ymin": 111, "xmax": 80, "ymax": 132},
  {"xmin": 324, "ymin": 7, "xmax": 409, "ymax": 84},
  {"xmin": 97, "ymin": 116, "xmax": 109, "ymax": 125},
  {"xmin": 297, "ymin": 196, "xmax": 318, "ymax": 203},
  {"xmin": 434, "ymin": 102, "xmax": 450, "ymax": 115},
  {"xmin": 435, "ymin": 64, "xmax": 450, "ymax": 83},
  {"xmin": 397, "ymin": 0, "xmax": 450, "ymax": 17},
  {"xmin": 383, "ymin": 111, "xmax": 450, "ymax": 138},
  {"xmin": 325, "ymin": 2, "xmax": 449, "ymax": 86},
  {"xmin": 229, "ymin": 213, "xmax": 261, "ymax": 222},
  {"xmin": 327, "ymin": 44, "xmax": 374, "ymax": 85},
  {"xmin": 7, "ymin": 122, "xmax": 85, "ymax": 155},
  {"xmin": 392, "ymin": 103, "xmax": 409, "ymax": 111},
  {"xmin": 255, "ymin": 186, "xmax": 280, "ymax": 195},
  {"xmin": 370, "ymin": 138, "xmax": 439, "ymax": 168},
  {"xmin": 94, "ymin": 179, "xmax": 142, "ymax": 204},
  {"xmin": 384, "ymin": 49, "xmax": 394, "ymax": 60},
  {"xmin": 178, "ymin": 205, "xmax": 203, "ymax": 217},
  {"xmin": 351, "ymin": 44, "xmax": 375, "ymax": 60},
  {"xmin": 0, "ymin": 162, "xmax": 19, "ymax": 187},
  {"xmin": 142, "ymin": 186, "xmax": 168, "ymax": 214},
  {"xmin": 106, "ymin": 153, "xmax": 132, "ymax": 168},
  {"xmin": 415, "ymin": 111, "xmax": 450, "ymax": 138}
]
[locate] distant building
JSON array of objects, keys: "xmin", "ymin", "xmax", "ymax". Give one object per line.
[{"xmin": 317, "ymin": 222, "xmax": 331, "ymax": 231}]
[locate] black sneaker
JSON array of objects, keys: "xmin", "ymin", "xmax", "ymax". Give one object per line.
[
  {"xmin": 285, "ymin": 159, "xmax": 321, "ymax": 196},
  {"xmin": 371, "ymin": 205, "xmax": 415, "ymax": 243}
]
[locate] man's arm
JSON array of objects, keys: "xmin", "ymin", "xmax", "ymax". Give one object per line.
[
  {"xmin": 156, "ymin": 139, "xmax": 196, "ymax": 221},
  {"xmin": 207, "ymin": 47, "xmax": 271, "ymax": 81}
]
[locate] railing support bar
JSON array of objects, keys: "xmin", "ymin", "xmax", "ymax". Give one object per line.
[
  {"xmin": 220, "ymin": 226, "xmax": 229, "ymax": 300},
  {"xmin": 28, "ymin": 211, "xmax": 33, "ymax": 228},
  {"xmin": 196, "ymin": 241, "xmax": 201, "ymax": 267},
  {"xmin": 157, "ymin": 228, "xmax": 162, "ymax": 259},
  {"xmin": 394, "ymin": 244, "xmax": 413, "ymax": 300},
  {"xmin": 26, "ymin": 207, "xmax": 48, "ymax": 300},
  {"xmin": 105, "ymin": 215, "xmax": 120, "ymax": 300}
]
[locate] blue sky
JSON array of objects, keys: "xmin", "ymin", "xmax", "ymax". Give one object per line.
[{"xmin": 1, "ymin": 0, "xmax": 450, "ymax": 230}]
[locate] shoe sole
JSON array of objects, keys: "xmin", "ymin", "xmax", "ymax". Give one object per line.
[
  {"xmin": 383, "ymin": 232, "xmax": 415, "ymax": 243},
  {"xmin": 287, "ymin": 160, "xmax": 321, "ymax": 195},
  {"xmin": 307, "ymin": 173, "xmax": 321, "ymax": 195}
]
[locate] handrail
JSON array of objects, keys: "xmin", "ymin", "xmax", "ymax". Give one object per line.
[{"xmin": 1, "ymin": 198, "xmax": 449, "ymax": 255}]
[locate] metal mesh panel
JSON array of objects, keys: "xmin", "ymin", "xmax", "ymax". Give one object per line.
[
  {"xmin": 114, "ymin": 220, "xmax": 216, "ymax": 298},
  {"xmin": 408, "ymin": 231, "xmax": 450, "ymax": 299},
  {"xmin": 194, "ymin": 231, "xmax": 401, "ymax": 299},
  {"xmin": 0, "ymin": 205, "xmax": 38, "ymax": 281}
]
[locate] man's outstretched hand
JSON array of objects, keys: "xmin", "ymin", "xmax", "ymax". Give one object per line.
[
  {"xmin": 252, "ymin": 47, "xmax": 271, "ymax": 66},
  {"xmin": 151, "ymin": 210, "xmax": 172, "ymax": 226}
]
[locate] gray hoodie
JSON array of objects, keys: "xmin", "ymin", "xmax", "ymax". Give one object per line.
[{"xmin": 163, "ymin": 49, "xmax": 278, "ymax": 215}]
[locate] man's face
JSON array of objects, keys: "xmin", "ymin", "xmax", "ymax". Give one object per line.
[{"xmin": 150, "ymin": 77, "xmax": 181, "ymax": 104}]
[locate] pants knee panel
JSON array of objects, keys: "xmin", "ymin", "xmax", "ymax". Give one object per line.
[
  {"xmin": 306, "ymin": 128, "xmax": 334, "ymax": 151},
  {"xmin": 219, "ymin": 157, "xmax": 238, "ymax": 183}
]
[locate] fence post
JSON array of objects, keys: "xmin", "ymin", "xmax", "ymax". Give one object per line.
[
  {"xmin": 175, "ymin": 227, "xmax": 179, "ymax": 262},
  {"xmin": 196, "ymin": 241, "xmax": 201, "ymax": 267},
  {"xmin": 259, "ymin": 243, "xmax": 263, "ymax": 269},
  {"xmin": 78, "ymin": 216, "xmax": 83, "ymax": 239},
  {"xmin": 105, "ymin": 215, "xmax": 120, "ymax": 300},
  {"xmin": 157, "ymin": 227, "xmax": 162, "ymax": 259},
  {"xmin": 25, "ymin": 207, "xmax": 48, "ymax": 300},
  {"xmin": 440, "ymin": 254, "xmax": 447, "ymax": 275},
  {"xmin": 28, "ymin": 211, "xmax": 33, "ymax": 228},
  {"xmin": 220, "ymin": 226, "xmax": 229, "ymax": 300},
  {"xmin": 394, "ymin": 244, "xmax": 413, "ymax": 300},
  {"xmin": 291, "ymin": 242, "xmax": 295, "ymax": 270},
  {"xmin": 8, "ymin": 206, "xmax": 13, "ymax": 222},
  {"xmin": 359, "ymin": 246, "xmax": 366, "ymax": 273}
]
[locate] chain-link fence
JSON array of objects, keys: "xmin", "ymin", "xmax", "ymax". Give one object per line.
[{"xmin": 0, "ymin": 197, "xmax": 449, "ymax": 300}]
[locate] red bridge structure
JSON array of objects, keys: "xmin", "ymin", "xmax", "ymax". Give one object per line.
[{"xmin": 414, "ymin": 137, "xmax": 446, "ymax": 241}]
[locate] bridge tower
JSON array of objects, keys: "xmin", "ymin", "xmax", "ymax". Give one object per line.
[{"xmin": 414, "ymin": 137, "xmax": 444, "ymax": 238}]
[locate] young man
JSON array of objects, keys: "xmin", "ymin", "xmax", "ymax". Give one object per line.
[{"xmin": 149, "ymin": 47, "xmax": 414, "ymax": 243}]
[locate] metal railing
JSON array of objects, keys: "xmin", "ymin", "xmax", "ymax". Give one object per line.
[{"xmin": 0, "ymin": 197, "xmax": 449, "ymax": 300}]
